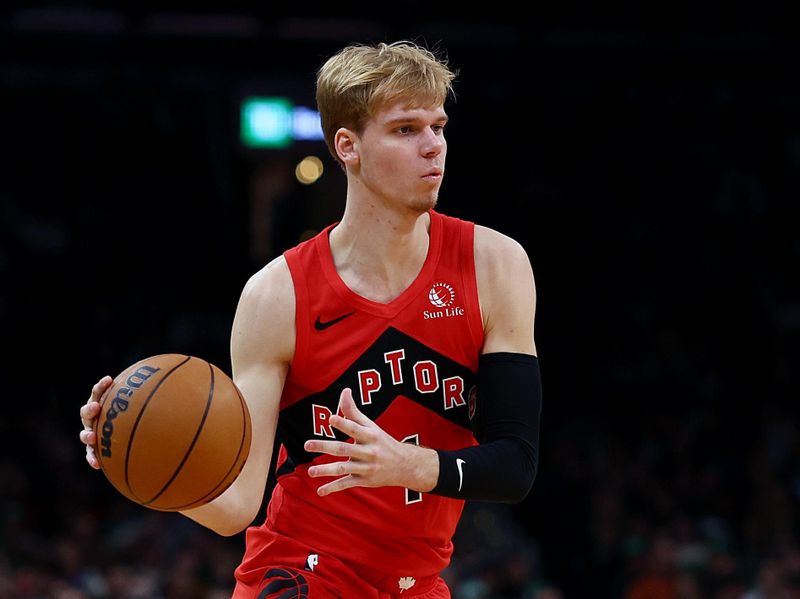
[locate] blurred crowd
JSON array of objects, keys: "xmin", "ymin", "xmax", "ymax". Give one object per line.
[{"xmin": 1, "ymin": 394, "xmax": 798, "ymax": 599}]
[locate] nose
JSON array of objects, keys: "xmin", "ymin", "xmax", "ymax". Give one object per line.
[{"xmin": 421, "ymin": 127, "xmax": 445, "ymax": 158}]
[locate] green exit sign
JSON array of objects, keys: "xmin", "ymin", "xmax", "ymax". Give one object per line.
[{"xmin": 241, "ymin": 97, "xmax": 294, "ymax": 148}]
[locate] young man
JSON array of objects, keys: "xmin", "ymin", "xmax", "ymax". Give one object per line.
[{"xmin": 80, "ymin": 41, "xmax": 542, "ymax": 598}]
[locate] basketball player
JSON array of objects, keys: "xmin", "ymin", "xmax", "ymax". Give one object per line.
[{"xmin": 80, "ymin": 41, "xmax": 542, "ymax": 598}]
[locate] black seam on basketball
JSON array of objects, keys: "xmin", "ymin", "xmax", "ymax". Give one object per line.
[
  {"xmin": 143, "ymin": 360, "xmax": 215, "ymax": 506},
  {"xmin": 123, "ymin": 355, "xmax": 193, "ymax": 503},
  {"xmin": 167, "ymin": 370, "xmax": 249, "ymax": 510}
]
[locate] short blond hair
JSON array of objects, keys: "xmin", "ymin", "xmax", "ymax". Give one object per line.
[{"xmin": 315, "ymin": 40, "xmax": 457, "ymax": 166}]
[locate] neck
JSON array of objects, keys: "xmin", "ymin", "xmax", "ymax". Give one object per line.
[{"xmin": 329, "ymin": 204, "xmax": 432, "ymax": 304}]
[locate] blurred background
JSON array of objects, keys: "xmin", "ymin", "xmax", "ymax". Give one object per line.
[{"xmin": 2, "ymin": 3, "xmax": 799, "ymax": 599}]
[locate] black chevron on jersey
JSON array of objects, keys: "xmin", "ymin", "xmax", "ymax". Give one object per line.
[{"xmin": 276, "ymin": 326, "xmax": 477, "ymax": 476}]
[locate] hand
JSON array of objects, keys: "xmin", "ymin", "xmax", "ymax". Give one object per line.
[
  {"xmin": 303, "ymin": 388, "xmax": 438, "ymax": 496},
  {"xmin": 79, "ymin": 375, "xmax": 113, "ymax": 469}
]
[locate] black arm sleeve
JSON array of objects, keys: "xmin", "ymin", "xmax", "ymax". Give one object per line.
[{"xmin": 429, "ymin": 352, "xmax": 541, "ymax": 503}]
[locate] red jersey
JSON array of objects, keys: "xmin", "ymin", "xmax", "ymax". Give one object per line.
[{"xmin": 239, "ymin": 210, "xmax": 483, "ymax": 589}]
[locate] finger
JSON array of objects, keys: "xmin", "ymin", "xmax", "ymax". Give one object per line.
[
  {"xmin": 308, "ymin": 460, "xmax": 368, "ymax": 479},
  {"xmin": 80, "ymin": 401, "xmax": 101, "ymax": 429},
  {"xmin": 316, "ymin": 474, "xmax": 360, "ymax": 496},
  {"xmin": 80, "ymin": 401, "xmax": 101, "ymax": 420},
  {"xmin": 328, "ymin": 414, "xmax": 369, "ymax": 440},
  {"xmin": 86, "ymin": 446, "xmax": 100, "ymax": 470},
  {"xmin": 304, "ymin": 439, "xmax": 364, "ymax": 458},
  {"xmin": 79, "ymin": 429, "xmax": 97, "ymax": 446},
  {"xmin": 337, "ymin": 389, "xmax": 371, "ymax": 426},
  {"xmin": 90, "ymin": 375, "xmax": 114, "ymax": 401}
]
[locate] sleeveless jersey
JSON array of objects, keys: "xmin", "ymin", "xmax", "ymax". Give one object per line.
[{"xmin": 241, "ymin": 210, "xmax": 484, "ymax": 586}]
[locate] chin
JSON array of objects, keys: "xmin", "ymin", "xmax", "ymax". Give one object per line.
[{"xmin": 409, "ymin": 194, "xmax": 438, "ymax": 213}]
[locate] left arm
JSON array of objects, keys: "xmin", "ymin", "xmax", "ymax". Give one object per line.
[
  {"xmin": 429, "ymin": 226, "xmax": 541, "ymax": 502},
  {"xmin": 473, "ymin": 224, "xmax": 537, "ymax": 356},
  {"xmin": 305, "ymin": 226, "xmax": 541, "ymax": 502}
]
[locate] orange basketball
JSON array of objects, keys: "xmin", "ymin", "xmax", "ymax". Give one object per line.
[{"xmin": 93, "ymin": 354, "xmax": 251, "ymax": 512}]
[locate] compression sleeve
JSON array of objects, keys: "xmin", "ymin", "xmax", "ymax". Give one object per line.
[{"xmin": 430, "ymin": 352, "xmax": 541, "ymax": 503}]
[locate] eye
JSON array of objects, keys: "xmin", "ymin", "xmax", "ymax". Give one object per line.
[{"xmin": 396, "ymin": 126, "xmax": 413, "ymax": 134}]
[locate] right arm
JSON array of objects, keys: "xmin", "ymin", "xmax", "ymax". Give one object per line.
[
  {"xmin": 180, "ymin": 256, "xmax": 295, "ymax": 536},
  {"xmin": 80, "ymin": 256, "xmax": 296, "ymax": 537}
]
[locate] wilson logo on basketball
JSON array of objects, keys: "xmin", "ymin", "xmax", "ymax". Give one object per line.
[
  {"xmin": 99, "ymin": 365, "xmax": 160, "ymax": 458},
  {"xmin": 423, "ymin": 282, "xmax": 465, "ymax": 320}
]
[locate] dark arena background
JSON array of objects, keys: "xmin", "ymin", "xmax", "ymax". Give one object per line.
[{"xmin": 1, "ymin": 4, "xmax": 799, "ymax": 598}]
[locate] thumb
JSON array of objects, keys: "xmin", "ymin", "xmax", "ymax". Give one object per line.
[{"xmin": 338, "ymin": 388, "xmax": 370, "ymax": 425}]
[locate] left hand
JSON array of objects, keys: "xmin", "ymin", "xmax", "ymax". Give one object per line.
[{"xmin": 303, "ymin": 388, "xmax": 435, "ymax": 496}]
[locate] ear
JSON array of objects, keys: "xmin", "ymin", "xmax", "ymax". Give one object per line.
[{"xmin": 334, "ymin": 127, "xmax": 359, "ymax": 167}]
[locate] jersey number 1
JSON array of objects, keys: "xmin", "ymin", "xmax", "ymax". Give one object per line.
[{"xmin": 402, "ymin": 434, "xmax": 423, "ymax": 505}]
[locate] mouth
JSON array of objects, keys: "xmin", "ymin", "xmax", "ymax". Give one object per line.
[{"xmin": 422, "ymin": 169, "xmax": 443, "ymax": 180}]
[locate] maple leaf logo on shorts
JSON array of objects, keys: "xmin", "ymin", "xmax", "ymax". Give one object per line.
[{"xmin": 398, "ymin": 577, "xmax": 416, "ymax": 592}]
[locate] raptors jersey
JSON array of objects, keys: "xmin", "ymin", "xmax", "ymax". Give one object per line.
[{"xmin": 239, "ymin": 210, "xmax": 483, "ymax": 589}]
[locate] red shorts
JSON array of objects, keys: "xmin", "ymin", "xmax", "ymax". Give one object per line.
[{"xmin": 232, "ymin": 525, "xmax": 451, "ymax": 599}]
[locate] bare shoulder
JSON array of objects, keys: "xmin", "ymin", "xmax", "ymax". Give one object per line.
[
  {"xmin": 240, "ymin": 255, "xmax": 295, "ymax": 306},
  {"xmin": 473, "ymin": 225, "xmax": 537, "ymax": 354},
  {"xmin": 474, "ymin": 224, "xmax": 535, "ymax": 284},
  {"xmin": 232, "ymin": 255, "xmax": 296, "ymax": 366}
]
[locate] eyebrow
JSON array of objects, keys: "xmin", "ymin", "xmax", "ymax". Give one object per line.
[{"xmin": 384, "ymin": 114, "xmax": 449, "ymax": 126}]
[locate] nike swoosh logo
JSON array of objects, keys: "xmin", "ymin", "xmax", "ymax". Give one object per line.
[
  {"xmin": 314, "ymin": 311, "xmax": 355, "ymax": 331},
  {"xmin": 456, "ymin": 458, "xmax": 465, "ymax": 492}
]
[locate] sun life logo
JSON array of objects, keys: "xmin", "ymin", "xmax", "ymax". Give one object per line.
[{"xmin": 428, "ymin": 282, "xmax": 455, "ymax": 308}]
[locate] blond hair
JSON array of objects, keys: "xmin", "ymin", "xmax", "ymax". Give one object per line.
[{"xmin": 315, "ymin": 40, "xmax": 457, "ymax": 166}]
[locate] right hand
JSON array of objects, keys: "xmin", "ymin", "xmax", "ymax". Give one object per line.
[{"xmin": 79, "ymin": 375, "xmax": 113, "ymax": 469}]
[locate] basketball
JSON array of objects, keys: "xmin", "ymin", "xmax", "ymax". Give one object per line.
[{"xmin": 93, "ymin": 354, "xmax": 252, "ymax": 512}]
